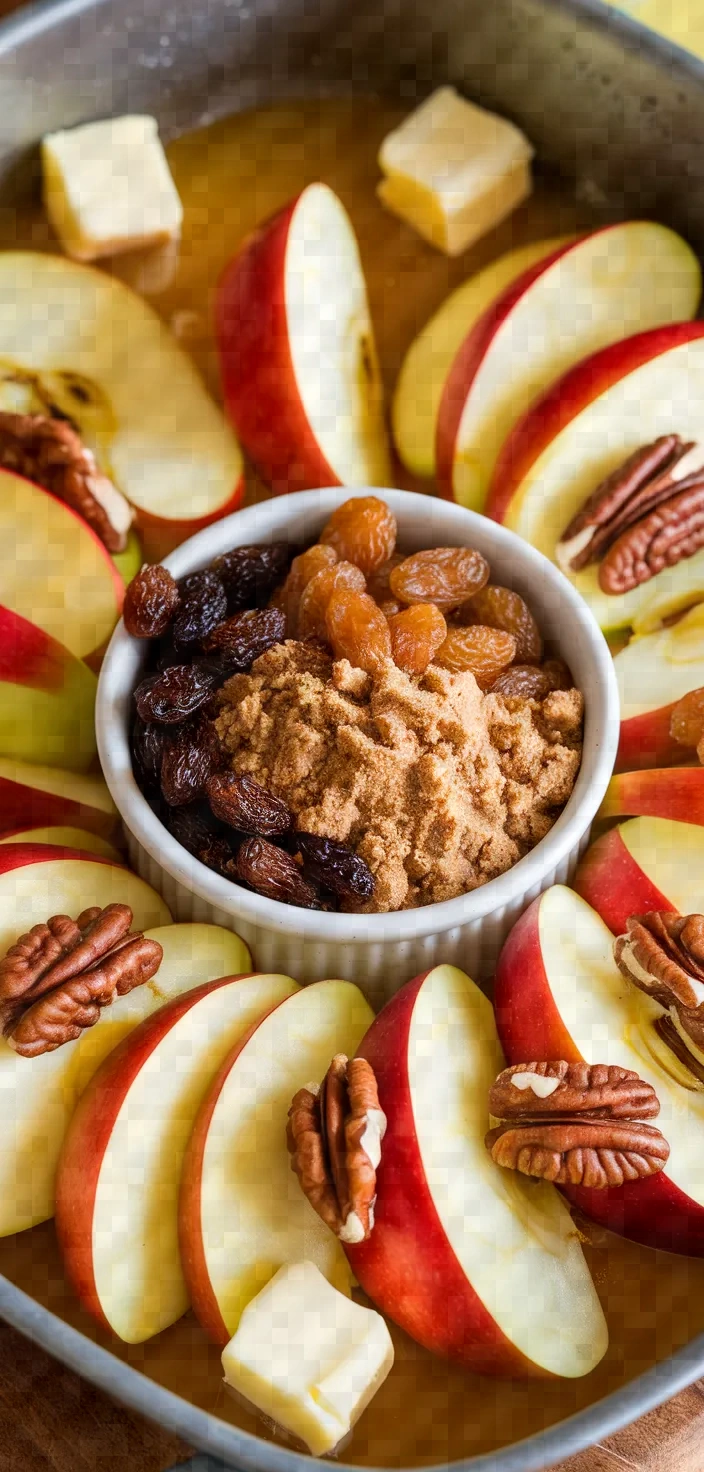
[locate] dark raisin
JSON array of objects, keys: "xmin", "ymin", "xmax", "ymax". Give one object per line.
[
  {"xmin": 296, "ymin": 832, "xmax": 374, "ymax": 903},
  {"xmin": 155, "ymin": 635, "xmax": 182, "ymax": 672},
  {"xmin": 123, "ymin": 564, "xmax": 180, "ymax": 639},
  {"xmin": 206, "ymin": 772, "xmax": 292, "ymax": 836},
  {"xmin": 172, "ymin": 569, "xmax": 227, "ymax": 652},
  {"xmin": 160, "ymin": 718, "xmax": 222, "ymax": 807},
  {"xmin": 212, "ymin": 543, "xmax": 292, "ymax": 612},
  {"xmin": 134, "ymin": 663, "xmax": 219, "ymax": 724},
  {"xmin": 235, "ymin": 837, "xmax": 319, "ymax": 908},
  {"xmin": 132, "ymin": 717, "xmax": 166, "ymax": 790},
  {"xmin": 203, "ymin": 607, "xmax": 286, "ymax": 670},
  {"xmin": 165, "ymin": 804, "xmax": 238, "ymax": 876}
]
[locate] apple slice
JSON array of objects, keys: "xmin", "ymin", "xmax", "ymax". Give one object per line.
[
  {"xmin": 0, "ymin": 758, "xmax": 117, "ymax": 837},
  {"xmin": 0, "ymin": 826, "xmax": 120, "ymax": 861},
  {"xmin": 575, "ymin": 815, "xmax": 704, "ymax": 934},
  {"xmin": 392, "ymin": 237, "xmax": 572, "ymax": 478},
  {"xmin": 436, "ymin": 223, "xmax": 701, "ymax": 515},
  {"xmin": 181, "ymin": 979, "xmax": 374, "ymax": 1345},
  {"xmin": 0, "ymin": 253, "xmax": 244, "ymax": 562},
  {"xmin": 2, "ymin": 921, "xmax": 249, "ymax": 1239},
  {"xmin": 615, "ymin": 609, "xmax": 704, "ymax": 770},
  {"xmin": 57, "ymin": 968, "xmax": 297, "ymax": 1343},
  {"xmin": 494, "ymin": 885, "xmax": 704, "ymax": 1255},
  {"xmin": 216, "ymin": 183, "xmax": 391, "ymax": 495},
  {"xmin": 112, "ymin": 528, "xmax": 143, "ymax": 587},
  {"xmin": 600, "ymin": 767, "xmax": 704, "ymax": 827},
  {"xmin": 0, "ymin": 604, "xmax": 97, "ymax": 771},
  {"xmin": 0, "ymin": 844, "xmax": 170, "ymax": 956},
  {"xmin": 347, "ymin": 964, "xmax": 607, "ymax": 1376},
  {"xmin": 496, "ymin": 332, "xmax": 704, "ymax": 632},
  {"xmin": 0, "ymin": 469, "xmax": 123, "ymax": 660}
]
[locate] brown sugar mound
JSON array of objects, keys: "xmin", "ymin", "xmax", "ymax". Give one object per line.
[{"xmin": 215, "ymin": 641, "xmax": 583, "ymax": 912}]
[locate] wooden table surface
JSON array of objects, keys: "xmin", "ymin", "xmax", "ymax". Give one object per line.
[{"xmin": 2, "ymin": 0, "xmax": 704, "ymax": 1466}]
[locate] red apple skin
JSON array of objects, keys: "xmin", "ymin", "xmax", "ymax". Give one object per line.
[
  {"xmin": 216, "ymin": 195, "xmax": 343, "ymax": 496},
  {"xmin": 0, "ymin": 776, "xmax": 116, "ymax": 837},
  {"xmin": 616, "ymin": 703, "xmax": 688, "ymax": 773},
  {"xmin": 55, "ymin": 973, "xmax": 256, "ymax": 1336},
  {"xmin": 485, "ymin": 322, "xmax": 704, "ymax": 524},
  {"xmin": 345, "ymin": 970, "xmax": 548, "ymax": 1376},
  {"xmin": 0, "ymin": 841, "xmax": 114, "ymax": 876},
  {"xmin": 573, "ymin": 827, "xmax": 674, "ymax": 934},
  {"xmin": 494, "ymin": 896, "xmax": 704, "ymax": 1256},
  {"xmin": 136, "ymin": 476, "xmax": 245, "ymax": 563},
  {"xmin": 600, "ymin": 767, "xmax": 704, "ymax": 827},
  {"xmin": 435, "ymin": 244, "xmax": 573, "ymax": 502},
  {"xmin": 0, "ymin": 605, "xmax": 70, "ymax": 690}
]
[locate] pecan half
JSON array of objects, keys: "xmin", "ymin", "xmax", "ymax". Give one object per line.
[
  {"xmin": 485, "ymin": 1061, "xmax": 669, "ymax": 1188},
  {"xmin": 0, "ymin": 904, "xmax": 163, "ymax": 1056},
  {"xmin": 615, "ymin": 912, "xmax": 704, "ymax": 1078},
  {"xmin": 556, "ymin": 436, "xmax": 704, "ymax": 593},
  {"xmin": 0, "ymin": 411, "xmax": 133, "ymax": 552},
  {"xmin": 287, "ymin": 1055, "xmax": 386, "ymax": 1243}
]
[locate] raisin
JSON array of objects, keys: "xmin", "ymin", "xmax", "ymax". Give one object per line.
[
  {"xmin": 670, "ymin": 687, "xmax": 704, "ymax": 748},
  {"xmin": 207, "ymin": 772, "xmax": 292, "ymax": 836},
  {"xmin": 271, "ymin": 544, "xmax": 338, "ymax": 636},
  {"xmin": 212, "ymin": 542, "xmax": 292, "ymax": 612},
  {"xmin": 542, "ymin": 657, "xmax": 574, "ymax": 691},
  {"xmin": 172, "ymin": 569, "xmax": 227, "ymax": 652},
  {"xmin": 491, "ymin": 665, "xmax": 552, "ymax": 700},
  {"xmin": 203, "ymin": 607, "xmax": 286, "ymax": 670},
  {"xmin": 319, "ymin": 496, "xmax": 397, "ymax": 576},
  {"xmin": 296, "ymin": 832, "xmax": 374, "ymax": 903},
  {"xmin": 155, "ymin": 635, "xmax": 182, "ymax": 672},
  {"xmin": 390, "ymin": 547, "xmax": 489, "ymax": 609},
  {"xmin": 134, "ymin": 663, "xmax": 219, "ymax": 724},
  {"xmin": 165, "ymin": 804, "xmax": 238, "ymax": 876},
  {"xmin": 366, "ymin": 551, "xmax": 405, "ymax": 607},
  {"xmin": 435, "ymin": 626, "xmax": 516, "ymax": 688},
  {"xmin": 388, "ymin": 603, "xmax": 447, "ymax": 675},
  {"xmin": 160, "ymin": 718, "xmax": 222, "ymax": 807},
  {"xmin": 235, "ymin": 837, "xmax": 319, "ymax": 907},
  {"xmin": 132, "ymin": 717, "xmax": 166, "ymax": 790},
  {"xmin": 460, "ymin": 585, "xmax": 543, "ymax": 664},
  {"xmin": 326, "ymin": 589, "xmax": 392, "ymax": 674},
  {"xmin": 123, "ymin": 564, "xmax": 179, "ymax": 639},
  {"xmin": 298, "ymin": 561, "xmax": 366, "ymax": 641}
]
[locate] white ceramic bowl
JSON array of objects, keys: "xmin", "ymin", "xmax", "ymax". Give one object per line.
[{"xmin": 97, "ymin": 487, "xmax": 619, "ymax": 1007}]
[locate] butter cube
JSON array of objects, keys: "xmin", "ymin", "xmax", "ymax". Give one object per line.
[
  {"xmin": 222, "ymin": 1260, "xmax": 394, "ymax": 1456},
  {"xmin": 42, "ymin": 115, "xmax": 183, "ymax": 262},
  {"xmin": 378, "ymin": 87, "xmax": 533, "ymax": 256}
]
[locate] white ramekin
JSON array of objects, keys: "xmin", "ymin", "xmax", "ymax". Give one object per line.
[{"xmin": 97, "ymin": 487, "xmax": 619, "ymax": 1007}]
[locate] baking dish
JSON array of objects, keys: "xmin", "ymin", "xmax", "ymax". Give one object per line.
[
  {"xmin": 96, "ymin": 486, "xmax": 618, "ymax": 1004},
  {"xmin": 2, "ymin": 0, "xmax": 704, "ymax": 1465}
]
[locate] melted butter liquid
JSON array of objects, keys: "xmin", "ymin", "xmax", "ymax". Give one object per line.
[{"xmin": 1, "ymin": 97, "xmax": 703, "ymax": 1461}]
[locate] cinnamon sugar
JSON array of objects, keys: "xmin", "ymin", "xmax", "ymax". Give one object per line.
[{"xmin": 215, "ymin": 641, "xmax": 583, "ymax": 912}]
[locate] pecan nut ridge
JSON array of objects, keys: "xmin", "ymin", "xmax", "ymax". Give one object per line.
[
  {"xmin": 615, "ymin": 912, "xmax": 704, "ymax": 1071},
  {"xmin": 0, "ymin": 410, "xmax": 133, "ymax": 552},
  {"xmin": 286, "ymin": 1054, "xmax": 386, "ymax": 1243},
  {"xmin": 485, "ymin": 1060, "xmax": 669, "ymax": 1188},
  {"xmin": 0, "ymin": 904, "xmax": 163, "ymax": 1057}
]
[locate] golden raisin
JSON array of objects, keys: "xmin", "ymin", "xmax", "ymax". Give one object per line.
[
  {"xmin": 670, "ymin": 688, "xmax": 704, "ymax": 749},
  {"xmin": 298, "ymin": 560, "xmax": 366, "ymax": 640},
  {"xmin": 271, "ymin": 543, "xmax": 338, "ymax": 636},
  {"xmin": 366, "ymin": 551, "xmax": 405, "ymax": 605},
  {"xmin": 491, "ymin": 664, "xmax": 552, "ymax": 699},
  {"xmin": 390, "ymin": 547, "xmax": 489, "ymax": 608},
  {"xmin": 541, "ymin": 657, "xmax": 574, "ymax": 691},
  {"xmin": 460, "ymin": 585, "xmax": 542, "ymax": 664},
  {"xmin": 320, "ymin": 496, "xmax": 397, "ymax": 576},
  {"xmin": 326, "ymin": 589, "xmax": 392, "ymax": 674},
  {"xmin": 435, "ymin": 626, "xmax": 516, "ymax": 688},
  {"xmin": 388, "ymin": 604, "xmax": 447, "ymax": 675}
]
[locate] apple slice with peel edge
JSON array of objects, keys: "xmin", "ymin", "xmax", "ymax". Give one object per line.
[
  {"xmin": 216, "ymin": 183, "xmax": 391, "ymax": 495},
  {"xmin": 436, "ymin": 223, "xmax": 701, "ymax": 515},
  {"xmin": 614, "ymin": 608, "xmax": 704, "ymax": 771},
  {"xmin": 0, "ymin": 604, "xmax": 98, "ymax": 772},
  {"xmin": 600, "ymin": 767, "xmax": 704, "ymax": 827},
  {"xmin": 0, "ymin": 843, "xmax": 170, "ymax": 955},
  {"xmin": 346, "ymin": 964, "xmax": 607, "ymax": 1376},
  {"xmin": 497, "ymin": 332, "xmax": 704, "ymax": 633},
  {"xmin": 575, "ymin": 815, "xmax": 704, "ymax": 934},
  {"xmin": 0, "ymin": 826, "xmax": 120, "ymax": 861},
  {"xmin": 0, "ymin": 470, "xmax": 123, "ymax": 660},
  {"xmin": 2, "ymin": 922, "xmax": 250, "ymax": 1240},
  {"xmin": 57, "ymin": 968, "xmax": 297, "ymax": 1343},
  {"xmin": 494, "ymin": 885, "xmax": 704, "ymax": 1255},
  {"xmin": 0, "ymin": 759, "xmax": 117, "ymax": 837},
  {"xmin": 180, "ymin": 979, "xmax": 374, "ymax": 1345},
  {"xmin": 392, "ymin": 237, "xmax": 573, "ymax": 478},
  {"xmin": 0, "ymin": 253, "xmax": 244, "ymax": 562}
]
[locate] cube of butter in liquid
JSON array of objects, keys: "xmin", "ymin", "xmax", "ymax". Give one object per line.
[
  {"xmin": 222, "ymin": 1260, "xmax": 394, "ymax": 1457},
  {"xmin": 42, "ymin": 115, "xmax": 183, "ymax": 262},
  {"xmin": 378, "ymin": 86, "xmax": 534, "ymax": 256}
]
